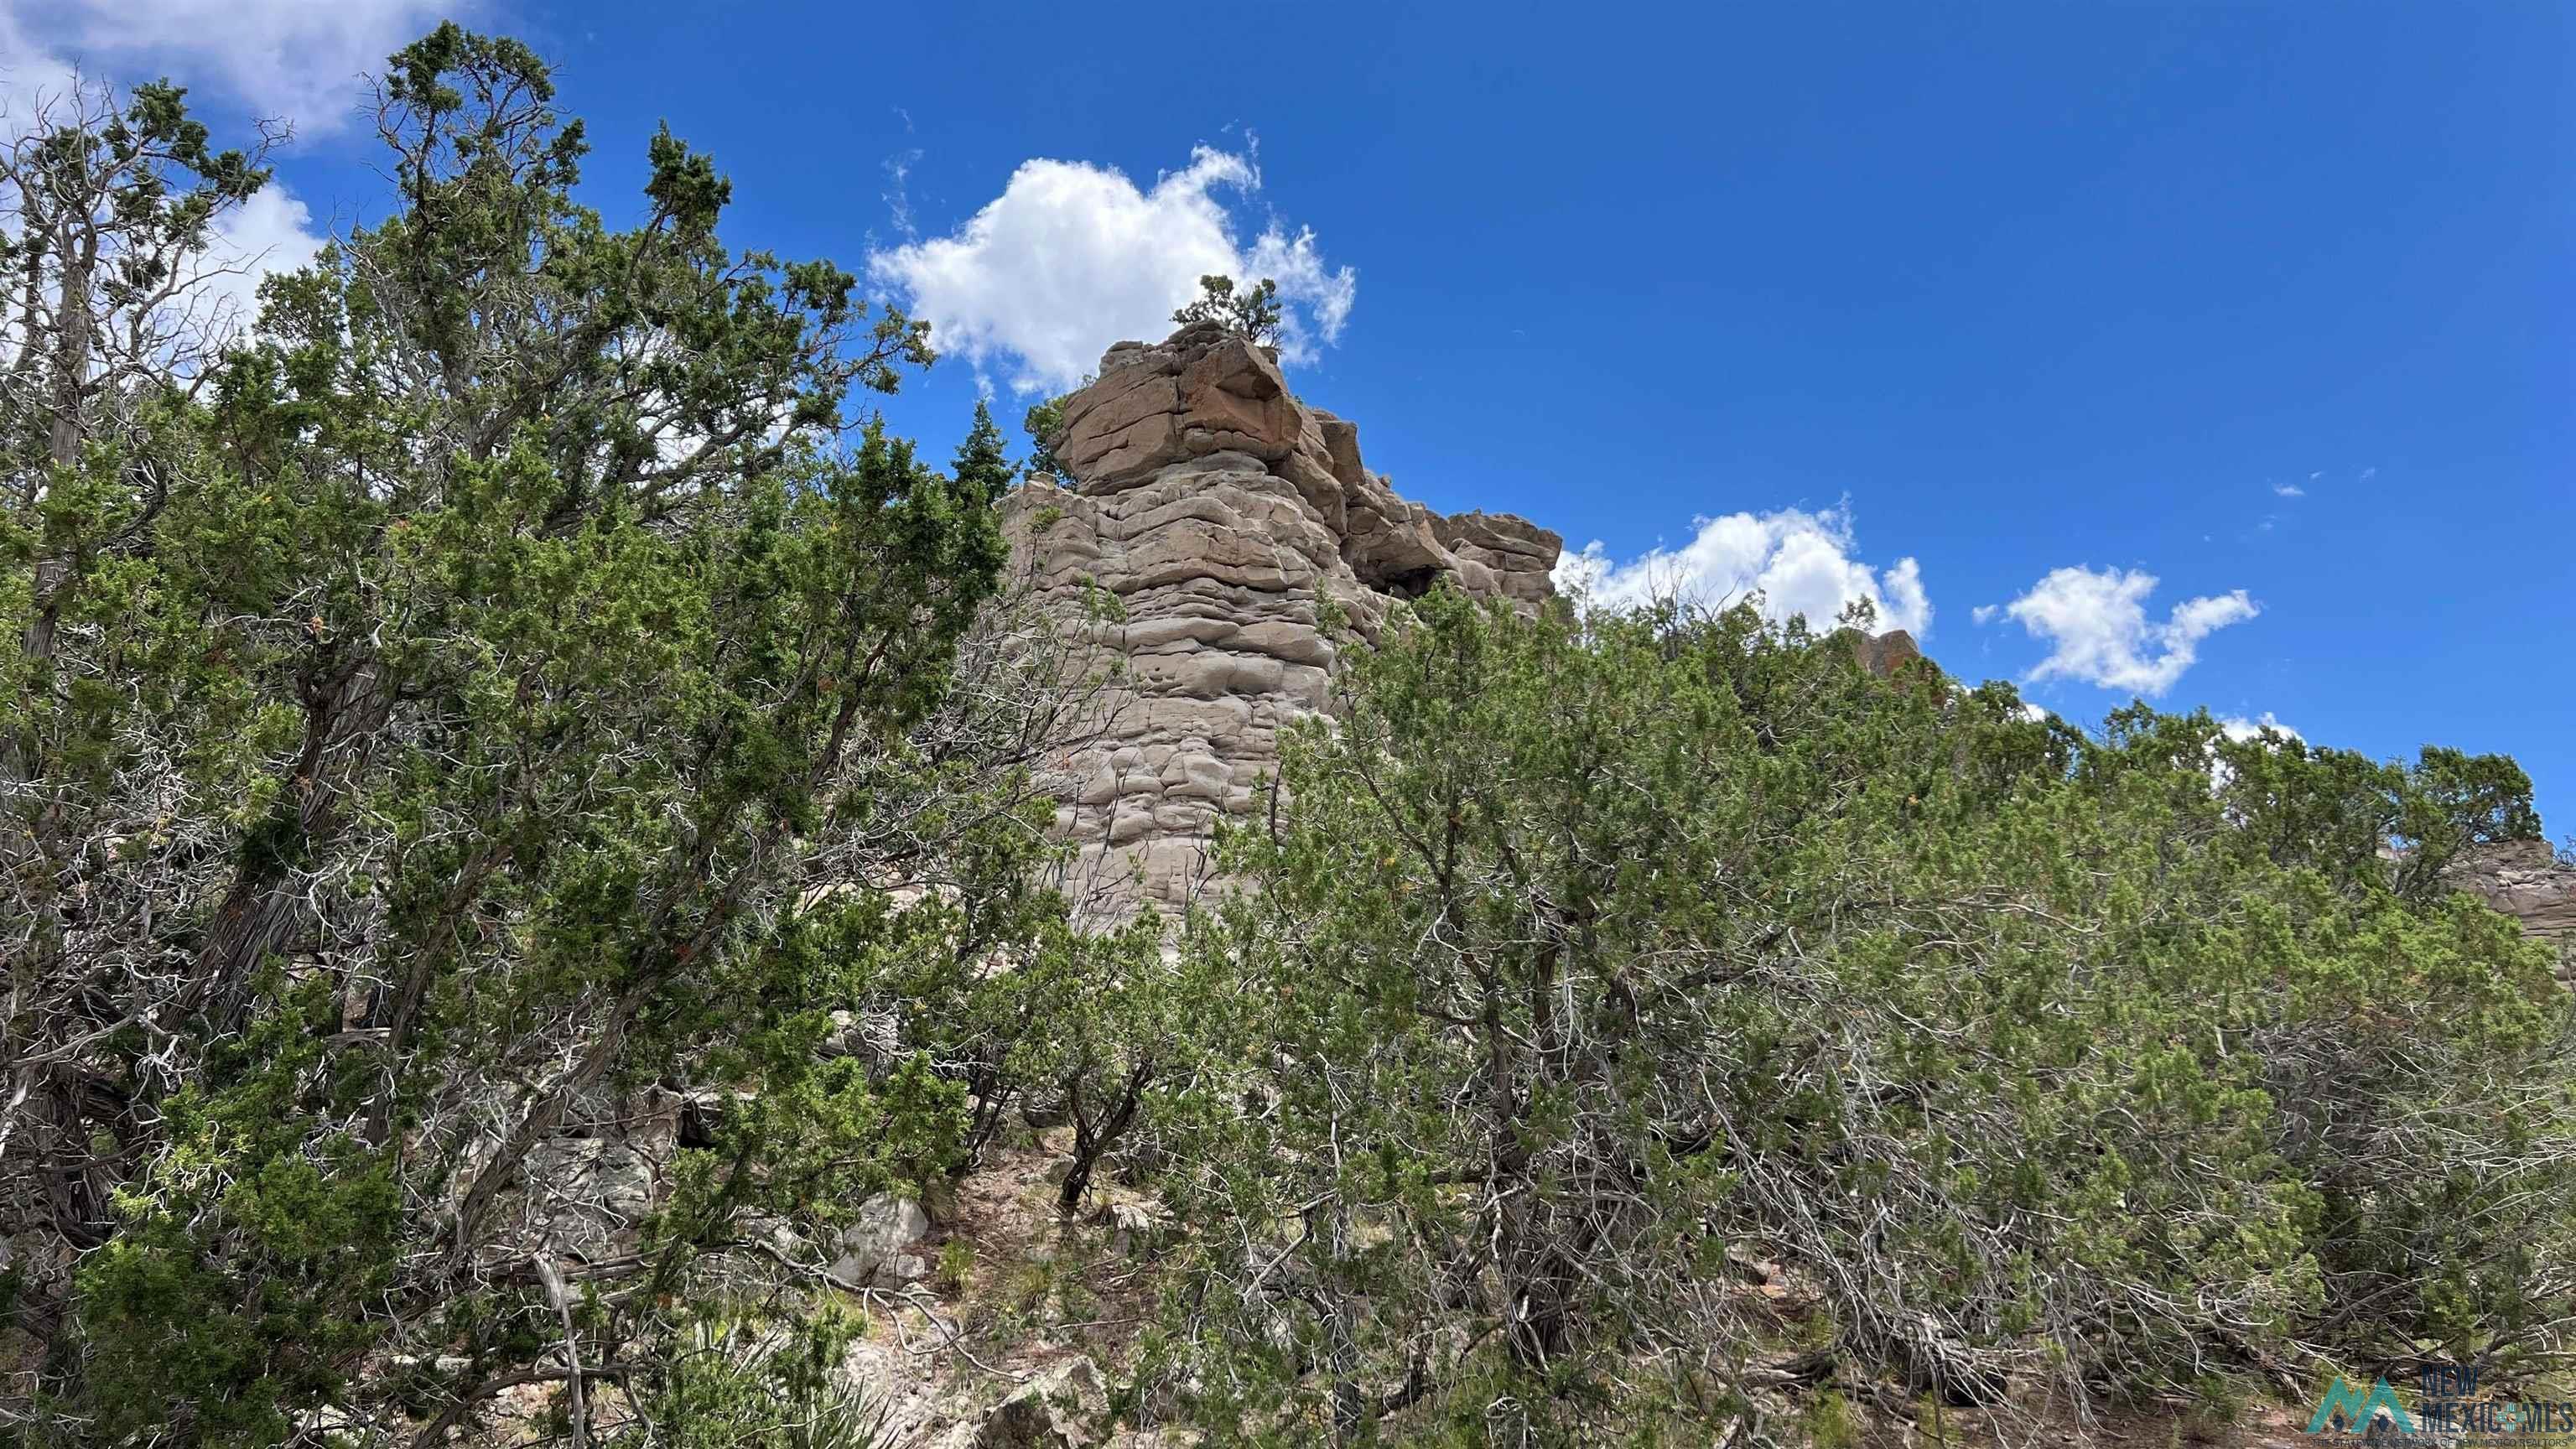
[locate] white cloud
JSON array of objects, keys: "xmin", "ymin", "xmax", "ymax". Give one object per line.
[
  {"xmin": 2000, "ymin": 565, "xmax": 2257, "ymax": 696},
  {"xmin": 1554, "ymin": 504, "xmax": 1932, "ymax": 636},
  {"xmin": 1971, "ymin": 603, "xmax": 2000, "ymax": 626},
  {"xmin": 8, "ymin": 0, "xmax": 453, "ymax": 134},
  {"xmin": 1244, "ymin": 221, "xmax": 1355, "ymax": 349},
  {"xmin": 200, "ymin": 183, "xmax": 325, "ymax": 330},
  {"xmin": 2, "ymin": 21, "xmax": 327, "ymax": 356},
  {"xmin": 2210, "ymin": 711, "xmax": 2301, "ymax": 791},
  {"xmin": 880, "ymin": 147, "xmax": 922, "ymax": 242},
  {"xmin": 0, "ymin": 13, "xmax": 78, "ymax": 123},
  {"xmin": 2272, "ymin": 482, "xmax": 2304, "ymax": 498},
  {"xmin": 2216, "ymin": 711, "xmax": 2300, "ymax": 743},
  {"xmin": 866, "ymin": 145, "xmax": 1358, "ymax": 394}
]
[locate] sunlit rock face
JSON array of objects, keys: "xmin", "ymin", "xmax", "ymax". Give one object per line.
[
  {"xmin": 2449, "ymin": 839, "xmax": 2576, "ymax": 950},
  {"xmin": 1005, "ymin": 321, "xmax": 1561, "ymax": 915}
]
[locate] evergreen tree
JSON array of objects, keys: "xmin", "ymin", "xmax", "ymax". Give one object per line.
[
  {"xmin": 955, "ymin": 398, "xmax": 1014, "ymax": 502},
  {"xmin": 1022, "ymin": 393, "xmax": 1069, "ymax": 481},
  {"xmin": 0, "ymin": 29, "xmax": 1052, "ymax": 1444},
  {"xmin": 1172, "ymin": 274, "xmax": 1283, "ymax": 346},
  {"xmin": 1149, "ymin": 588, "xmax": 2575, "ymax": 1445}
]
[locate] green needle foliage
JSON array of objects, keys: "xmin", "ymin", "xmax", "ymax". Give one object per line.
[
  {"xmin": 1151, "ymin": 589, "xmax": 2574, "ymax": 1445},
  {"xmin": 1171, "ymin": 275, "xmax": 1282, "ymax": 347},
  {"xmin": 0, "ymin": 27, "xmax": 1060, "ymax": 1446}
]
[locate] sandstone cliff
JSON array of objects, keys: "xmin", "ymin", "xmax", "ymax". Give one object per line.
[
  {"xmin": 1003, "ymin": 321, "xmax": 1561, "ymax": 915},
  {"xmin": 2451, "ymin": 839, "xmax": 2576, "ymax": 948}
]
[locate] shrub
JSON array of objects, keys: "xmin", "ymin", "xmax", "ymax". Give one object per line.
[{"xmin": 1150, "ymin": 589, "xmax": 2575, "ymax": 1443}]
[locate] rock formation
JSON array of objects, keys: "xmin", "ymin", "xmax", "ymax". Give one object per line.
[
  {"xmin": 1002, "ymin": 321, "xmax": 1562, "ymax": 915},
  {"xmin": 1849, "ymin": 627, "xmax": 1924, "ymax": 678},
  {"xmin": 2450, "ymin": 839, "xmax": 2576, "ymax": 950}
]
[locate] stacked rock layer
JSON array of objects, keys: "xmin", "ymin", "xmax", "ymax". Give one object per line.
[
  {"xmin": 2450, "ymin": 839, "xmax": 2576, "ymax": 950},
  {"xmin": 1003, "ymin": 322, "xmax": 1561, "ymax": 916}
]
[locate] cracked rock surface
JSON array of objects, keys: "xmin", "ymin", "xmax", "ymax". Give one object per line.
[
  {"xmin": 2450, "ymin": 839, "xmax": 2576, "ymax": 953},
  {"xmin": 1005, "ymin": 322, "xmax": 1561, "ymax": 916}
]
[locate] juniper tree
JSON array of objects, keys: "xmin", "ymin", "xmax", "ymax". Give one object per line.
[
  {"xmin": 0, "ymin": 29, "xmax": 1059, "ymax": 1446},
  {"xmin": 2, "ymin": 62, "xmax": 286, "ymax": 1372},
  {"xmin": 1022, "ymin": 394, "xmax": 1068, "ymax": 482},
  {"xmin": 1172, "ymin": 274, "xmax": 1282, "ymax": 346},
  {"xmin": 1153, "ymin": 588, "xmax": 2576, "ymax": 1446}
]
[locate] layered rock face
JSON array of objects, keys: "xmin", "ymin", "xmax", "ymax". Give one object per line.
[
  {"xmin": 1005, "ymin": 322, "xmax": 1561, "ymax": 915},
  {"xmin": 2451, "ymin": 839, "xmax": 2576, "ymax": 949}
]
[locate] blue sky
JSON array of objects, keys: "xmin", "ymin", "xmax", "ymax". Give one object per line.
[{"xmin": 10, "ymin": 2, "xmax": 2569, "ymax": 828}]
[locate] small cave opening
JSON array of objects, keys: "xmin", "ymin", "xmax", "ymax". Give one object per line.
[{"xmin": 1378, "ymin": 565, "xmax": 1447, "ymax": 600}]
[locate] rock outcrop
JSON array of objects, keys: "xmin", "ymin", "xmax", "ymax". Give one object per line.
[
  {"xmin": 2450, "ymin": 839, "xmax": 2576, "ymax": 949},
  {"xmin": 1005, "ymin": 322, "xmax": 1562, "ymax": 915},
  {"xmin": 1849, "ymin": 628, "xmax": 1924, "ymax": 678}
]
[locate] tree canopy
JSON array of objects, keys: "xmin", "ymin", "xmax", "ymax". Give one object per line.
[
  {"xmin": 2, "ymin": 28, "xmax": 1053, "ymax": 1445},
  {"xmin": 1144, "ymin": 591, "xmax": 2572, "ymax": 1443},
  {"xmin": 1171, "ymin": 273, "xmax": 1283, "ymax": 347}
]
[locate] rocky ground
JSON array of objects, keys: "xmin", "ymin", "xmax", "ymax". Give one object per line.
[
  {"xmin": 827, "ymin": 1133, "xmax": 1182, "ymax": 1449},
  {"xmin": 473, "ymin": 1118, "xmax": 2375, "ymax": 1448}
]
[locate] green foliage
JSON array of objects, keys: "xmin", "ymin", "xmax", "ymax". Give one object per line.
[
  {"xmin": 1171, "ymin": 274, "xmax": 1282, "ymax": 345},
  {"xmin": 0, "ymin": 76, "xmax": 272, "ymax": 325},
  {"xmin": 1018, "ymin": 914, "xmax": 1230, "ymax": 1213},
  {"xmin": 1023, "ymin": 392, "xmax": 1069, "ymax": 481},
  {"xmin": 1017, "ymin": 372, "xmax": 1094, "ymax": 483},
  {"xmin": 70, "ymin": 974, "xmax": 404, "ymax": 1445},
  {"xmin": 956, "ymin": 398, "xmax": 1015, "ymax": 501},
  {"xmin": 937, "ymin": 1239, "xmax": 977, "ymax": 1296},
  {"xmin": 1803, "ymin": 1390, "xmax": 1864, "ymax": 1449},
  {"xmin": 0, "ymin": 29, "xmax": 1052, "ymax": 1443},
  {"xmin": 1150, "ymin": 588, "xmax": 2575, "ymax": 1443},
  {"xmin": 621, "ymin": 1309, "xmax": 886, "ymax": 1448}
]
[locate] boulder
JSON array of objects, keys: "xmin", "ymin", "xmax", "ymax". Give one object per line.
[
  {"xmin": 522, "ymin": 1136, "xmax": 657, "ymax": 1261},
  {"xmin": 974, "ymin": 1358, "xmax": 1107, "ymax": 1449},
  {"xmin": 1176, "ymin": 335, "xmax": 1299, "ymax": 460},
  {"xmin": 828, "ymin": 1196, "xmax": 932, "ymax": 1290},
  {"xmin": 818, "ymin": 1006, "xmax": 900, "ymax": 1067},
  {"xmin": 1093, "ymin": 1198, "xmax": 1172, "ymax": 1257},
  {"xmin": 1850, "ymin": 628, "xmax": 1924, "ymax": 678}
]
